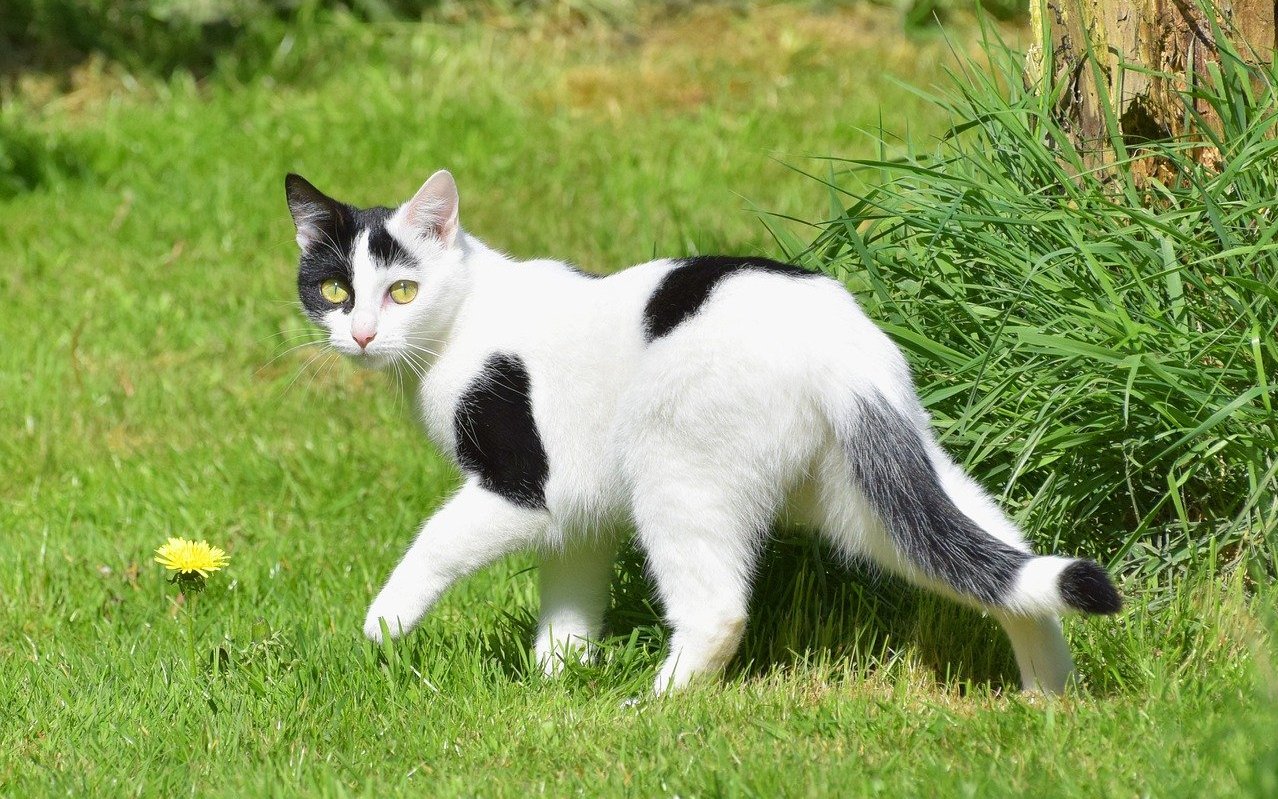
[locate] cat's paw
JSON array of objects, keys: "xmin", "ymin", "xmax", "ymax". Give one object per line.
[
  {"xmin": 362, "ymin": 614, "xmax": 387, "ymax": 644},
  {"xmin": 362, "ymin": 606, "xmax": 411, "ymax": 643},
  {"xmin": 363, "ymin": 583, "xmax": 427, "ymax": 643},
  {"xmin": 534, "ymin": 634, "xmax": 594, "ymax": 676},
  {"xmin": 653, "ymin": 658, "xmax": 694, "ymax": 695}
]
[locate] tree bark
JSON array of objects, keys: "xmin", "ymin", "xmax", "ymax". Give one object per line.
[{"xmin": 1026, "ymin": 0, "xmax": 1275, "ymax": 174}]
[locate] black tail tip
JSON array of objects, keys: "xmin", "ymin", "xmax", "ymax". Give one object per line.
[{"xmin": 1059, "ymin": 559, "xmax": 1122, "ymax": 615}]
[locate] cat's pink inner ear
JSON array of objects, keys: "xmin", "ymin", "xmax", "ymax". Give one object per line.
[{"xmin": 405, "ymin": 170, "xmax": 459, "ymax": 247}]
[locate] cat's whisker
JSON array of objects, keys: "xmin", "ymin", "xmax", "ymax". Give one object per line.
[
  {"xmin": 401, "ymin": 343, "xmax": 447, "ymax": 363},
  {"xmin": 262, "ymin": 335, "xmax": 319, "ymax": 350},
  {"xmin": 401, "ymin": 342, "xmax": 443, "ymax": 361},
  {"xmin": 398, "ymin": 350, "xmax": 431, "ymax": 384},
  {"xmin": 259, "ymin": 335, "xmax": 325, "ymax": 359},
  {"xmin": 315, "ymin": 229, "xmax": 351, "ymax": 266},
  {"xmin": 391, "ymin": 362, "xmax": 409, "ymax": 418},
  {"xmin": 256, "ymin": 339, "xmax": 329, "ymax": 375},
  {"xmin": 301, "ymin": 349, "xmax": 341, "ymax": 396},
  {"xmin": 403, "ymin": 333, "xmax": 447, "ymax": 350},
  {"xmin": 404, "ymin": 333, "xmax": 450, "ymax": 346},
  {"xmin": 279, "ymin": 346, "xmax": 332, "ymax": 398},
  {"xmin": 401, "ymin": 342, "xmax": 447, "ymax": 365},
  {"xmin": 260, "ymin": 326, "xmax": 321, "ymax": 344}
]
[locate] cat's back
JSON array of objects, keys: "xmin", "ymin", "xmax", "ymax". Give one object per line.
[
  {"xmin": 637, "ymin": 256, "xmax": 842, "ymax": 343},
  {"xmin": 616, "ymin": 254, "xmax": 900, "ymax": 431},
  {"xmin": 456, "ymin": 253, "xmax": 871, "ymax": 401}
]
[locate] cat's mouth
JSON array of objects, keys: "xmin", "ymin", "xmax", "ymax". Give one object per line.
[
  {"xmin": 331, "ymin": 339, "xmax": 401, "ymax": 370},
  {"xmin": 354, "ymin": 348, "xmax": 400, "ymax": 370}
]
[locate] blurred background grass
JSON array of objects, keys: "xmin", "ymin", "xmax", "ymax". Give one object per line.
[{"xmin": 0, "ymin": 0, "xmax": 1027, "ymax": 78}]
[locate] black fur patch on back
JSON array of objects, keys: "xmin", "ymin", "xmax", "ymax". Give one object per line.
[
  {"xmin": 1058, "ymin": 559, "xmax": 1122, "ymax": 614},
  {"xmin": 453, "ymin": 353, "xmax": 549, "ymax": 509},
  {"xmin": 642, "ymin": 256, "xmax": 815, "ymax": 341},
  {"xmin": 844, "ymin": 398, "xmax": 1031, "ymax": 605}
]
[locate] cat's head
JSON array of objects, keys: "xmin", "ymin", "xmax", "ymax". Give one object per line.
[{"xmin": 285, "ymin": 170, "xmax": 468, "ymax": 369}]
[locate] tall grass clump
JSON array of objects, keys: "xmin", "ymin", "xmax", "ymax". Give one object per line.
[{"xmin": 794, "ymin": 22, "xmax": 1278, "ymax": 586}]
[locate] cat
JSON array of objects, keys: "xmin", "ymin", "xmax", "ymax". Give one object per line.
[{"xmin": 285, "ymin": 169, "xmax": 1121, "ymax": 695}]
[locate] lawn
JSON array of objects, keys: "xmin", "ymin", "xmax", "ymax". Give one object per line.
[{"xmin": 2, "ymin": 3, "xmax": 1275, "ymax": 796}]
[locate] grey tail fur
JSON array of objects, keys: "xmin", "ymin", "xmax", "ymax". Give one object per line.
[{"xmin": 841, "ymin": 397, "xmax": 1120, "ymax": 614}]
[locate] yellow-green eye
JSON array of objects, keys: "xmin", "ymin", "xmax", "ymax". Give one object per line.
[
  {"xmin": 319, "ymin": 279, "xmax": 350, "ymax": 304},
  {"xmin": 389, "ymin": 280, "xmax": 418, "ymax": 304}
]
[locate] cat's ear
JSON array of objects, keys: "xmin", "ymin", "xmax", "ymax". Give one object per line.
[
  {"xmin": 285, "ymin": 174, "xmax": 341, "ymax": 251},
  {"xmin": 402, "ymin": 170, "xmax": 460, "ymax": 248}
]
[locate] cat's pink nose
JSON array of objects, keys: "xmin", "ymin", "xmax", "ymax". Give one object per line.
[{"xmin": 353, "ymin": 330, "xmax": 376, "ymax": 349}]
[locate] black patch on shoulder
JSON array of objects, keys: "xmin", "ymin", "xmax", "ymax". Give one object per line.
[
  {"xmin": 453, "ymin": 354, "xmax": 549, "ymax": 509},
  {"xmin": 1058, "ymin": 559, "xmax": 1122, "ymax": 615},
  {"xmin": 845, "ymin": 398, "xmax": 1031, "ymax": 605},
  {"xmin": 294, "ymin": 201, "xmax": 399, "ymax": 319},
  {"xmin": 642, "ymin": 255, "xmax": 815, "ymax": 341}
]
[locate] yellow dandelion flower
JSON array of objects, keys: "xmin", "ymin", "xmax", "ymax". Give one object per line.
[{"xmin": 154, "ymin": 537, "xmax": 230, "ymax": 577}]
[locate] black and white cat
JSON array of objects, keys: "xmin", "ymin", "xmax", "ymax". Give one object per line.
[{"xmin": 285, "ymin": 170, "xmax": 1121, "ymax": 695}]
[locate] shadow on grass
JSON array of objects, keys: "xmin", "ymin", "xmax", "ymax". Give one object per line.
[
  {"xmin": 727, "ymin": 531, "xmax": 1019, "ymax": 693},
  {"xmin": 475, "ymin": 530, "xmax": 1021, "ymax": 694}
]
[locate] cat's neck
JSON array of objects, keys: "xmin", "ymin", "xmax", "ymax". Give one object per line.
[
  {"xmin": 455, "ymin": 229, "xmax": 501, "ymax": 264},
  {"xmin": 393, "ymin": 228, "xmax": 509, "ymax": 386}
]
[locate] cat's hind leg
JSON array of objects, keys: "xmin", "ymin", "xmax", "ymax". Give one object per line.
[
  {"xmin": 364, "ymin": 479, "xmax": 549, "ymax": 642},
  {"xmin": 620, "ymin": 325, "xmax": 823, "ymax": 693},
  {"xmin": 811, "ymin": 400, "xmax": 1118, "ymax": 694},
  {"xmin": 811, "ymin": 467, "xmax": 1075, "ymax": 693},
  {"xmin": 630, "ymin": 470, "xmax": 781, "ymax": 694},
  {"xmin": 535, "ymin": 538, "xmax": 618, "ymax": 675},
  {"xmin": 992, "ymin": 611, "xmax": 1074, "ymax": 693},
  {"xmin": 640, "ymin": 504, "xmax": 759, "ymax": 694}
]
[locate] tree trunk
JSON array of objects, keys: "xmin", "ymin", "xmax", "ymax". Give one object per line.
[{"xmin": 1025, "ymin": 0, "xmax": 1275, "ymax": 175}]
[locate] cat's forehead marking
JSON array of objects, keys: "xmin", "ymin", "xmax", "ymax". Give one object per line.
[
  {"xmin": 350, "ymin": 229, "xmax": 379, "ymax": 302},
  {"xmin": 367, "ymin": 222, "xmax": 409, "ymax": 268},
  {"xmin": 350, "ymin": 206, "xmax": 408, "ymax": 269},
  {"xmin": 350, "ymin": 214, "xmax": 413, "ymax": 308}
]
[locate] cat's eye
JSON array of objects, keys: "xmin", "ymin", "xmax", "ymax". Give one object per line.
[
  {"xmin": 389, "ymin": 280, "xmax": 418, "ymax": 304},
  {"xmin": 319, "ymin": 279, "xmax": 350, "ymax": 304}
]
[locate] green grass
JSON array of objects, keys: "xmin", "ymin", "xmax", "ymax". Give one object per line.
[
  {"xmin": 784, "ymin": 23, "xmax": 1278, "ymax": 584},
  {"xmin": 2, "ymin": 5, "xmax": 1275, "ymax": 796}
]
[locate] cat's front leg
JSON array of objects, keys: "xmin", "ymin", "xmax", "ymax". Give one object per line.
[
  {"xmin": 364, "ymin": 479, "xmax": 549, "ymax": 642},
  {"xmin": 534, "ymin": 539, "xmax": 617, "ymax": 675}
]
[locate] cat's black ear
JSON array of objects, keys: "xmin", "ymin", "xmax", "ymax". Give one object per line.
[
  {"xmin": 285, "ymin": 173, "xmax": 341, "ymax": 251},
  {"xmin": 402, "ymin": 170, "xmax": 459, "ymax": 247}
]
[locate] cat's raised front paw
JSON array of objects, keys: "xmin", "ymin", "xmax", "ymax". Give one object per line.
[{"xmin": 363, "ymin": 606, "xmax": 411, "ymax": 643}]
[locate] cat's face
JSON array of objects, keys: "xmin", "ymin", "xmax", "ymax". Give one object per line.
[{"xmin": 285, "ymin": 171, "xmax": 466, "ymax": 370}]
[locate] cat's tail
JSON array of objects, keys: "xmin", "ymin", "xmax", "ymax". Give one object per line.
[{"xmin": 835, "ymin": 394, "xmax": 1121, "ymax": 617}]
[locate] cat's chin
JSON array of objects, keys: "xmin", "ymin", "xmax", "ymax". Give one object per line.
[
  {"xmin": 334, "ymin": 347, "xmax": 398, "ymax": 371},
  {"xmin": 356, "ymin": 352, "xmax": 400, "ymax": 371}
]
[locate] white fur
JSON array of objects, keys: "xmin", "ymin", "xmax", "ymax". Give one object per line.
[{"xmin": 299, "ymin": 172, "xmax": 1093, "ymax": 695}]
